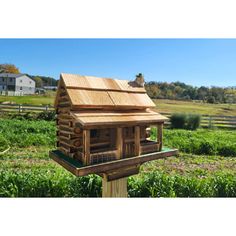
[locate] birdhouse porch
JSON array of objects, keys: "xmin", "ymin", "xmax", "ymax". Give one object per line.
[{"xmin": 67, "ymin": 120, "xmax": 164, "ymax": 166}]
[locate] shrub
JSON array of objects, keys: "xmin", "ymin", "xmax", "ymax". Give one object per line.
[
  {"xmin": 218, "ymin": 145, "xmax": 236, "ymax": 157},
  {"xmin": 170, "ymin": 113, "xmax": 187, "ymax": 129},
  {"xmin": 8, "ymin": 112, "xmax": 37, "ymax": 121},
  {"xmin": 185, "ymin": 114, "xmax": 201, "ymax": 130},
  {"xmin": 36, "ymin": 111, "xmax": 56, "ymax": 121},
  {"xmin": 2, "ymin": 111, "xmax": 56, "ymax": 121},
  {"xmin": 197, "ymin": 141, "xmax": 216, "ymax": 155},
  {"xmin": 170, "ymin": 113, "xmax": 201, "ymax": 130},
  {"xmin": 207, "ymin": 96, "xmax": 216, "ymax": 104}
]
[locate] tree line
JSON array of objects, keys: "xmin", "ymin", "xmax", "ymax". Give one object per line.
[
  {"xmin": 145, "ymin": 81, "xmax": 236, "ymax": 104},
  {"xmin": 28, "ymin": 75, "xmax": 57, "ymax": 88},
  {"xmin": 1, "ymin": 64, "xmax": 236, "ymax": 103}
]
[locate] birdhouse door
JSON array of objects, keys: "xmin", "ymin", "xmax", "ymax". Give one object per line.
[{"xmin": 122, "ymin": 127, "xmax": 135, "ymax": 158}]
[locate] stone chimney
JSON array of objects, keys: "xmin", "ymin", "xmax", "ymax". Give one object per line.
[{"xmin": 135, "ymin": 73, "xmax": 145, "ymax": 87}]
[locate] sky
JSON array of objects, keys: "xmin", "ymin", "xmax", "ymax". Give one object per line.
[{"xmin": 0, "ymin": 39, "xmax": 236, "ymax": 87}]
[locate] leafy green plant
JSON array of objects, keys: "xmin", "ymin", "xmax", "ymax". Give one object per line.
[
  {"xmin": 128, "ymin": 171, "xmax": 236, "ymax": 198},
  {"xmin": 0, "ymin": 135, "xmax": 9, "ymax": 152},
  {"xmin": 0, "ymin": 119, "xmax": 56, "ymax": 148},
  {"xmin": 161, "ymin": 129, "xmax": 236, "ymax": 157}
]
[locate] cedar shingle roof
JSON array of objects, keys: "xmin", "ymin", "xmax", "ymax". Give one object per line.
[{"xmin": 57, "ymin": 73, "xmax": 156, "ymax": 109}]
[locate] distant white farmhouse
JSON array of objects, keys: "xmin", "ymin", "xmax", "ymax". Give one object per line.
[{"xmin": 0, "ymin": 73, "xmax": 35, "ymax": 95}]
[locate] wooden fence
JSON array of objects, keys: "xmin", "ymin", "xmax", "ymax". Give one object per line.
[
  {"xmin": 0, "ymin": 104, "xmax": 235, "ymax": 129},
  {"xmin": 161, "ymin": 112, "xmax": 236, "ymax": 129},
  {"xmin": 0, "ymin": 104, "xmax": 54, "ymax": 113}
]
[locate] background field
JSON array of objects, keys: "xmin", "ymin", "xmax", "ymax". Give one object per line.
[
  {"xmin": 0, "ymin": 92, "xmax": 55, "ymax": 106},
  {"xmin": 153, "ymin": 99, "xmax": 236, "ymax": 116},
  {"xmin": 1, "ymin": 94, "xmax": 236, "ymax": 116}
]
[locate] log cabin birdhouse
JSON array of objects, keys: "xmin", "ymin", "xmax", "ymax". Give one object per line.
[{"xmin": 50, "ymin": 73, "xmax": 178, "ymax": 196}]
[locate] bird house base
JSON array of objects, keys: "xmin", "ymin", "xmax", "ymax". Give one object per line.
[
  {"xmin": 49, "ymin": 148, "xmax": 178, "ymax": 180},
  {"xmin": 50, "ymin": 148, "xmax": 178, "ymax": 198}
]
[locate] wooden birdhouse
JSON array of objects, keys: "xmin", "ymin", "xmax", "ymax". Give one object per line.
[{"xmin": 50, "ymin": 73, "xmax": 178, "ymax": 197}]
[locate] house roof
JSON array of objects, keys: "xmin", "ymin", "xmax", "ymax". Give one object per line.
[
  {"xmin": 71, "ymin": 109, "xmax": 168, "ymax": 128},
  {"xmin": 0, "ymin": 73, "xmax": 26, "ymax": 78},
  {"xmin": 57, "ymin": 73, "xmax": 156, "ymax": 109}
]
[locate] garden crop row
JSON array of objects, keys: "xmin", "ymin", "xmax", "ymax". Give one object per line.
[
  {"xmin": 0, "ymin": 119, "xmax": 56, "ymax": 150},
  {"xmin": 152, "ymin": 128, "xmax": 236, "ymax": 157},
  {"xmin": 0, "ymin": 160, "xmax": 236, "ymax": 197}
]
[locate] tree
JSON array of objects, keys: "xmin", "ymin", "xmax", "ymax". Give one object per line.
[
  {"xmin": 207, "ymin": 96, "xmax": 216, "ymax": 104},
  {"xmin": 33, "ymin": 76, "xmax": 43, "ymax": 88},
  {"xmin": 0, "ymin": 64, "xmax": 20, "ymax": 73}
]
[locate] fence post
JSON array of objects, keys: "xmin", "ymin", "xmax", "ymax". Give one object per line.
[
  {"xmin": 45, "ymin": 105, "xmax": 49, "ymax": 112},
  {"xmin": 19, "ymin": 104, "xmax": 23, "ymax": 113}
]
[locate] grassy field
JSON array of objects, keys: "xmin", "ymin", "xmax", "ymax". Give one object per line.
[
  {"xmin": 0, "ymin": 92, "xmax": 55, "ymax": 106},
  {"xmin": 0, "ymin": 118, "xmax": 236, "ymax": 197},
  {"xmin": 153, "ymin": 99, "xmax": 236, "ymax": 116}
]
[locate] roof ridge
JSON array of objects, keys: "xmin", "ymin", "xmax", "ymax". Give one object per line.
[{"xmin": 61, "ymin": 73, "xmax": 146, "ymax": 93}]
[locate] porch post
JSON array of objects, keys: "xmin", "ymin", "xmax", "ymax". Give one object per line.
[
  {"xmin": 116, "ymin": 127, "xmax": 123, "ymax": 159},
  {"xmin": 83, "ymin": 129, "xmax": 90, "ymax": 165},
  {"xmin": 157, "ymin": 123, "xmax": 163, "ymax": 151},
  {"xmin": 135, "ymin": 126, "xmax": 141, "ymax": 156}
]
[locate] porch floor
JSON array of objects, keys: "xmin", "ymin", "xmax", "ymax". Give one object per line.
[{"xmin": 49, "ymin": 147, "xmax": 178, "ymax": 178}]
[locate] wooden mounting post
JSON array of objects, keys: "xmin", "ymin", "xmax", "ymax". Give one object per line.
[{"xmin": 102, "ymin": 177, "xmax": 128, "ymax": 197}]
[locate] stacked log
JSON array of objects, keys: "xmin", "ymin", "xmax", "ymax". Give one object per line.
[{"xmin": 56, "ymin": 85, "xmax": 83, "ymax": 161}]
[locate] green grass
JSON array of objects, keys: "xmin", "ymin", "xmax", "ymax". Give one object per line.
[
  {"xmin": 0, "ymin": 91, "xmax": 55, "ymax": 106},
  {"xmin": 153, "ymin": 99, "xmax": 236, "ymax": 116},
  {"xmin": 0, "ymin": 118, "xmax": 236, "ymax": 197}
]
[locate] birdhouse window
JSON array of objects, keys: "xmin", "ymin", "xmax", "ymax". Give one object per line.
[{"xmin": 91, "ymin": 129, "xmax": 99, "ymax": 138}]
